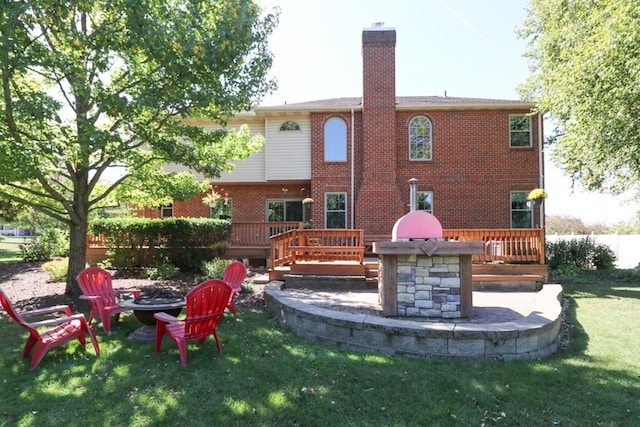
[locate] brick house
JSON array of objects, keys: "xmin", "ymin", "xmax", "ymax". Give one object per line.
[{"xmin": 143, "ymin": 25, "xmax": 543, "ymax": 254}]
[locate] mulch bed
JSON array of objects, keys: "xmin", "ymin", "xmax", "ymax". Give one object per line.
[{"xmin": 0, "ymin": 261, "xmax": 266, "ymax": 313}]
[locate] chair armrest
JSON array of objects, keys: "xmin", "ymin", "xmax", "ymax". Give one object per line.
[
  {"xmin": 154, "ymin": 311, "xmax": 180, "ymax": 324},
  {"xmin": 20, "ymin": 305, "xmax": 72, "ymax": 318},
  {"xmin": 29, "ymin": 313, "xmax": 86, "ymax": 327},
  {"xmin": 79, "ymin": 295, "xmax": 102, "ymax": 301}
]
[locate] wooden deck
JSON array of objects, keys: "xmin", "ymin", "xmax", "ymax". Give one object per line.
[{"xmin": 87, "ymin": 225, "xmax": 547, "ymax": 286}]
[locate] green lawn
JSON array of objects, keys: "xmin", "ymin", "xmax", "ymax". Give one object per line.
[
  {"xmin": 0, "ymin": 270, "xmax": 639, "ymax": 426},
  {"xmin": 0, "ymin": 236, "xmax": 28, "ymax": 263}
]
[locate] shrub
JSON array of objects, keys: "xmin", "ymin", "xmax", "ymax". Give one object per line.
[
  {"xmin": 198, "ymin": 258, "xmax": 232, "ymax": 281},
  {"xmin": 19, "ymin": 228, "xmax": 69, "ymax": 261},
  {"xmin": 42, "ymin": 258, "xmax": 68, "ymax": 282},
  {"xmin": 591, "ymin": 244, "xmax": 616, "ymax": 270},
  {"xmin": 546, "ymin": 237, "xmax": 617, "ymax": 271},
  {"xmin": 143, "ymin": 261, "xmax": 180, "ymax": 280},
  {"xmin": 90, "ymin": 217, "xmax": 230, "ymax": 270}
]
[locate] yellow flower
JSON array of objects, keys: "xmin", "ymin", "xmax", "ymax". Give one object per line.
[{"xmin": 527, "ymin": 188, "xmax": 548, "ymax": 200}]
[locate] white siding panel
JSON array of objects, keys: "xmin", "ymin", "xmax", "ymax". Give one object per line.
[
  {"xmin": 266, "ymin": 117, "xmax": 311, "ymax": 180},
  {"xmin": 169, "ymin": 123, "xmax": 267, "ymax": 182},
  {"xmin": 205, "ymin": 123, "xmax": 266, "ymax": 183}
]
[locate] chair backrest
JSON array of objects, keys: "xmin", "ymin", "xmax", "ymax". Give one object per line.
[
  {"xmin": 76, "ymin": 267, "xmax": 117, "ymax": 305},
  {"xmin": 0, "ymin": 288, "xmax": 40, "ymax": 337},
  {"xmin": 184, "ymin": 280, "xmax": 232, "ymax": 340},
  {"xmin": 222, "ymin": 261, "xmax": 247, "ymax": 292}
]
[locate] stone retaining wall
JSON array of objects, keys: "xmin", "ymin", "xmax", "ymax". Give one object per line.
[{"xmin": 264, "ymin": 283, "xmax": 564, "ymax": 361}]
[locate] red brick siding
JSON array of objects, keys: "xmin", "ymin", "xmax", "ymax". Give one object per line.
[{"xmin": 141, "ymin": 183, "xmax": 310, "ymax": 222}]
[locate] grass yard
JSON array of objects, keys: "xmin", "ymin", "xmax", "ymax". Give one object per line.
[
  {"xmin": 0, "ymin": 270, "xmax": 639, "ymax": 426},
  {"xmin": 0, "ymin": 236, "xmax": 27, "ymax": 263}
]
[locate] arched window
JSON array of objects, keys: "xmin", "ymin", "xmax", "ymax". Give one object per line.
[
  {"xmin": 324, "ymin": 117, "xmax": 347, "ymax": 162},
  {"xmin": 409, "ymin": 116, "xmax": 432, "ymax": 160},
  {"xmin": 280, "ymin": 121, "xmax": 300, "ymax": 131}
]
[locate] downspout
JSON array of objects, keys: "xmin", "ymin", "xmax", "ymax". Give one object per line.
[
  {"xmin": 351, "ymin": 108, "xmax": 355, "ymax": 228},
  {"xmin": 537, "ymin": 113, "xmax": 544, "ymax": 229}
]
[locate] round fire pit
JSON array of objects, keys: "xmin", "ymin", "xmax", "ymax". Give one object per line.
[{"xmin": 119, "ymin": 290, "xmax": 186, "ymax": 341}]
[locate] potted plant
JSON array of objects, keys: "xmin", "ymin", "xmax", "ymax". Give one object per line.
[
  {"xmin": 211, "ymin": 241, "xmax": 230, "ymax": 255},
  {"xmin": 527, "ymin": 188, "xmax": 548, "ymax": 205}
]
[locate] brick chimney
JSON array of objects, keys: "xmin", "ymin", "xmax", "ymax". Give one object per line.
[{"xmin": 355, "ymin": 23, "xmax": 404, "ymax": 235}]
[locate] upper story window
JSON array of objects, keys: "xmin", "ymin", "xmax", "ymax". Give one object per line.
[
  {"xmin": 417, "ymin": 191, "xmax": 433, "ymax": 214},
  {"xmin": 280, "ymin": 121, "xmax": 300, "ymax": 131},
  {"xmin": 409, "ymin": 116, "xmax": 432, "ymax": 160},
  {"xmin": 324, "ymin": 117, "xmax": 347, "ymax": 162},
  {"xmin": 510, "ymin": 191, "xmax": 533, "ymax": 228},
  {"xmin": 509, "ymin": 115, "xmax": 532, "ymax": 147}
]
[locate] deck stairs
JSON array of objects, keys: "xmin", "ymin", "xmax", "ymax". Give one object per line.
[{"xmin": 270, "ymin": 260, "xmax": 546, "ymax": 291}]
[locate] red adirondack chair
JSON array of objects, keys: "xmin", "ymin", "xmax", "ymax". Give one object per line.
[
  {"xmin": 222, "ymin": 261, "xmax": 247, "ymax": 316},
  {"xmin": 154, "ymin": 279, "xmax": 232, "ymax": 365},
  {"xmin": 77, "ymin": 267, "xmax": 141, "ymax": 333},
  {"xmin": 0, "ymin": 288, "xmax": 100, "ymax": 369}
]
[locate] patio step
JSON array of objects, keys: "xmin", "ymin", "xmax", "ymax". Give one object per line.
[{"xmin": 472, "ymin": 274, "xmax": 543, "ymax": 292}]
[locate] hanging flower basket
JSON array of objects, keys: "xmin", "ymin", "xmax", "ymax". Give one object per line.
[{"xmin": 527, "ymin": 188, "xmax": 548, "ymax": 204}]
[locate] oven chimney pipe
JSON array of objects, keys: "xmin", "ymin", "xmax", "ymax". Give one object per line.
[{"xmin": 409, "ymin": 178, "xmax": 418, "ymax": 212}]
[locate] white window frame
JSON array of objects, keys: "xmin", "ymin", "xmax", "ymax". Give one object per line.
[
  {"xmin": 160, "ymin": 205, "xmax": 173, "ymax": 218},
  {"xmin": 324, "ymin": 117, "xmax": 347, "ymax": 162},
  {"xmin": 409, "ymin": 116, "xmax": 433, "ymax": 161},
  {"xmin": 510, "ymin": 191, "xmax": 533, "ymax": 228},
  {"xmin": 324, "ymin": 192, "xmax": 347, "ymax": 229},
  {"xmin": 509, "ymin": 114, "xmax": 532, "ymax": 147}
]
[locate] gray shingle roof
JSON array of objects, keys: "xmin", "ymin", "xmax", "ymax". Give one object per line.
[{"xmin": 256, "ymin": 96, "xmax": 534, "ymax": 113}]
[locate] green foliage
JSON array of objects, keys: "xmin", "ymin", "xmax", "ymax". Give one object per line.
[
  {"xmin": 142, "ymin": 261, "xmax": 180, "ymax": 280},
  {"xmin": 546, "ymin": 237, "xmax": 616, "ymax": 271},
  {"xmin": 19, "ymin": 228, "xmax": 69, "ymax": 262},
  {"xmin": 1, "ymin": 277, "xmax": 640, "ymax": 425},
  {"xmin": 0, "ymin": 236, "xmax": 24, "ymax": 263},
  {"xmin": 610, "ymin": 211, "xmax": 640, "ymax": 234},
  {"xmin": 0, "ymin": 0, "xmax": 278, "ymax": 293},
  {"xmin": 519, "ymin": 0, "xmax": 640, "ymax": 197},
  {"xmin": 198, "ymin": 257, "xmax": 233, "ymax": 281},
  {"xmin": 91, "ymin": 217, "xmax": 230, "ymax": 270},
  {"xmin": 42, "ymin": 258, "xmax": 69, "ymax": 282},
  {"xmin": 549, "ymin": 264, "xmax": 583, "ymax": 279},
  {"xmin": 241, "ymin": 283, "xmax": 254, "ymax": 294}
]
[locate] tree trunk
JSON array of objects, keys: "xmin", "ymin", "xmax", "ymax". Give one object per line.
[
  {"xmin": 65, "ymin": 176, "xmax": 90, "ymax": 298},
  {"xmin": 66, "ymin": 219, "xmax": 88, "ymax": 298}
]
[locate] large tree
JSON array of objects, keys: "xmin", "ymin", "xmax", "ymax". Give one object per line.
[
  {"xmin": 519, "ymin": 0, "xmax": 640, "ymax": 196},
  {"xmin": 0, "ymin": 0, "xmax": 277, "ymax": 296}
]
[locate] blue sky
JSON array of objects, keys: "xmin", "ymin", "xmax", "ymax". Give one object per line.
[{"xmin": 258, "ymin": 0, "xmax": 639, "ymax": 225}]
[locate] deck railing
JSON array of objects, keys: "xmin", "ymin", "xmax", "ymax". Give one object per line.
[
  {"xmin": 270, "ymin": 229, "xmax": 365, "ymax": 268},
  {"xmin": 86, "ymin": 221, "xmax": 301, "ymax": 248},
  {"xmin": 87, "ymin": 224, "xmax": 544, "ymax": 265},
  {"xmin": 442, "ymin": 228, "xmax": 545, "ymax": 264},
  {"xmin": 229, "ymin": 221, "xmax": 300, "ymax": 247}
]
